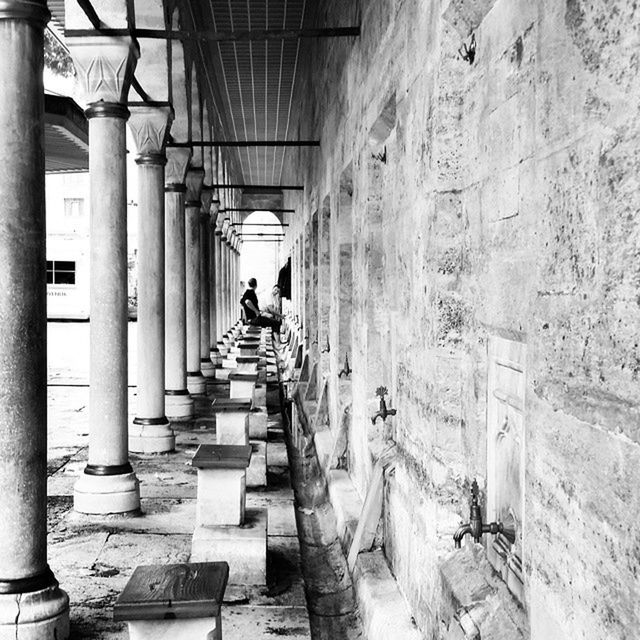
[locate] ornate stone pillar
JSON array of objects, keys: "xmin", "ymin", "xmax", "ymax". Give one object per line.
[
  {"xmin": 185, "ymin": 167, "xmax": 206, "ymax": 395},
  {"xmin": 0, "ymin": 4, "xmax": 70, "ymax": 637},
  {"xmin": 231, "ymin": 233, "xmax": 239, "ymax": 325},
  {"xmin": 221, "ymin": 218, "xmax": 231, "ymax": 333},
  {"xmin": 214, "ymin": 212, "xmax": 225, "ymax": 353},
  {"xmin": 164, "ymin": 148, "xmax": 194, "ymax": 421},
  {"xmin": 69, "ymin": 36, "xmax": 141, "ymax": 515},
  {"xmin": 128, "ymin": 106, "xmax": 175, "ymax": 453},
  {"xmin": 227, "ymin": 225, "xmax": 237, "ymax": 327},
  {"xmin": 209, "ymin": 197, "xmax": 220, "ymax": 363},
  {"xmin": 199, "ymin": 187, "xmax": 215, "ymax": 377}
]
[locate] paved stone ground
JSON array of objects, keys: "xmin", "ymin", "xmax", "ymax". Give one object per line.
[{"xmin": 46, "ymin": 322, "xmax": 310, "ymax": 639}]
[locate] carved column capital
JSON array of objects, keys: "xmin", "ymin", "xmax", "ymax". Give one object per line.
[
  {"xmin": 165, "ymin": 148, "xmax": 191, "ymax": 187},
  {"xmin": 185, "ymin": 167, "xmax": 205, "ymax": 206},
  {"xmin": 128, "ymin": 105, "xmax": 174, "ymax": 163},
  {"xmin": 66, "ymin": 36, "xmax": 139, "ymax": 105}
]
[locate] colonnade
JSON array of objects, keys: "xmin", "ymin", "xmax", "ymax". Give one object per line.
[{"xmin": 0, "ymin": 5, "xmax": 242, "ymax": 636}]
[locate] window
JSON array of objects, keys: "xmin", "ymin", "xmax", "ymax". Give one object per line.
[
  {"xmin": 63, "ymin": 198, "xmax": 84, "ymax": 218},
  {"xmin": 47, "ymin": 260, "xmax": 76, "ymax": 285}
]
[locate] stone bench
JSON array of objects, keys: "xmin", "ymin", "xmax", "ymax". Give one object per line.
[
  {"xmin": 228, "ymin": 371, "xmax": 258, "ymax": 400},
  {"xmin": 212, "ymin": 398, "xmax": 251, "ymax": 445},
  {"xmin": 192, "ymin": 444, "xmax": 252, "ymax": 526},
  {"xmin": 113, "ymin": 561, "xmax": 228, "ymax": 640},
  {"xmin": 210, "ymin": 398, "xmax": 266, "ymax": 488},
  {"xmin": 191, "ymin": 508, "xmax": 267, "ymax": 586},
  {"xmin": 216, "ymin": 339, "xmax": 229, "ymax": 357},
  {"xmin": 236, "ymin": 355, "xmax": 259, "ymax": 373}
]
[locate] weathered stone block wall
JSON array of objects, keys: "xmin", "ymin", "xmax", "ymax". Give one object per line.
[{"xmin": 284, "ymin": 0, "xmax": 640, "ymax": 637}]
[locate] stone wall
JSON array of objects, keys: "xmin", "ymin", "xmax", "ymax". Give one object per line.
[{"xmin": 283, "ymin": 0, "xmax": 640, "ymax": 637}]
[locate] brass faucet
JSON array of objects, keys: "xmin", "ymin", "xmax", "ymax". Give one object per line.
[
  {"xmin": 453, "ymin": 481, "xmax": 515, "ymax": 548},
  {"xmin": 338, "ymin": 353, "xmax": 352, "ymax": 378},
  {"xmin": 371, "ymin": 386, "xmax": 397, "ymax": 424}
]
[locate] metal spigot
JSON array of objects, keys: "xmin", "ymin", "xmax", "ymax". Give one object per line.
[
  {"xmin": 453, "ymin": 481, "xmax": 515, "ymax": 548},
  {"xmin": 321, "ymin": 335, "xmax": 330, "ymax": 354},
  {"xmin": 338, "ymin": 353, "xmax": 352, "ymax": 378},
  {"xmin": 371, "ymin": 386, "xmax": 397, "ymax": 424}
]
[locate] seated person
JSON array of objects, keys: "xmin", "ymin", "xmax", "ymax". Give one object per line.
[{"xmin": 240, "ymin": 278, "xmax": 281, "ymax": 335}]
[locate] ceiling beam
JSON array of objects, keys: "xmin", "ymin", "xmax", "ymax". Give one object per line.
[
  {"xmin": 213, "ymin": 184, "xmax": 304, "ymax": 191},
  {"xmin": 226, "ymin": 208, "xmax": 295, "ymax": 213},
  {"xmin": 75, "ymin": 0, "xmax": 102, "ymax": 29},
  {"xmin": 64, "ymin": 26, "xmax": 361, "ymax": 42},
  {"xmin": 232, "ymin": 223, "xmax": 290, "ymax": 227},
  {"xmin": 167, "ymin": 140, "xmax": 319, "ymax": 147}
]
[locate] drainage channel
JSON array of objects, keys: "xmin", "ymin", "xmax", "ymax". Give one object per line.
[{"xmin": 279, "ymin": 380, "xmax": 362, "ymax": 640}]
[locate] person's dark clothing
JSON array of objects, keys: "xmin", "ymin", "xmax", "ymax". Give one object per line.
[
  {"xmin": 252, "ymin": 315, "xmax": 281, "ymax": 332},
  {"xmin": 240, "ymin": 288, "xmax": 259, "ymax": 320},
  {"xmin": 277, "ymin": 258, "xmax": 291, "ymax": 299}
]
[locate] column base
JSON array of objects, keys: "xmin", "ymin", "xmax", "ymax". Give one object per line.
[
  {"xmin": 201, "ymin": 359, "xmax": 216, "ymax": 378},
  {"xmin": 0, "ymin": 583, "xmax": 69, "ymax": 640},
  {"xmin": 187, "ymin": 372, "xmax": 207, "ymax": 395},
  {"xmin": 165, "ymin": 391, "xmax": 194, "ymax": 422},
  {"xmin": 74, "ymin": 470, "xmax": 141, "ymax": 515},
  {"xmin": 130, "ymin": 419, "xmax": 175, "ymax": 453}
]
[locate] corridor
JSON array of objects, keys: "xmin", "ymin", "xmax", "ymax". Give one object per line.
[
  {"xmin": 46, "ymin": 323, "xmax": 309, "ymax": 639},
  {"xmin": 0, "ymin": 1, "xmax": 638, "ymax": 639}
]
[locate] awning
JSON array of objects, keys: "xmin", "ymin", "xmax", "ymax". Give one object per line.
[{"xmin": 45, "ymin": 93, "xmax": 88, "ymax": 173}]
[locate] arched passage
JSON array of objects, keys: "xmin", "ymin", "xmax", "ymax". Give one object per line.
[{"xmin": 239, "ymin": 210, "xmax": 284, "ymax": 307}]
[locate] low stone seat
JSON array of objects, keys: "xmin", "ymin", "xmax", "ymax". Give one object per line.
[
  {"xmin": 113, "ymin": 562, "xmax": 229, "ymax": 640},
  {"xmin": 238, "ymin": 342, "xmax": 259, "ymax": 357},
  {"xmin": 236, "ymin": 355, "xmax": 259, "ymax": 373},
  {"xmin": 191, "ymin": 509, "xmax": 268, "ymax": 585},
  {"xmin": 212, "ymin": 398, "xmax": 251, "ymax": 445},
  {"xmin": 192, "ymin": 444, "xmax": 252, "ymax": 526},
  {"xmin": 217, "ymin": 340, "xmax": 229, "ymax": 356},
  {"xmin": 229, "ymin": 371, "xmax": 258, "ymax": 400}
]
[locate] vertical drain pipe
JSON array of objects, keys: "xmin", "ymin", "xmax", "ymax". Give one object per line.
[{"xmin": 281, "ymin": 385, "xmax": 361, "ymax": 640}]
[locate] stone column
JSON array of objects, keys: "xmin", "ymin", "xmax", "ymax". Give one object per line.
[
  {"xmin": 220, "ymin": 219, "xmax": 229, "ymax": 334},
  {"xmin": 199, "ymin": 188, "xmax": 215, "ymax": 377},
  {"xmin": 185, "ymin": 167, "xmax": 206, "ymax": 395},
  {"xmin": 209, "ymin": 198, "xmax": 220, "ymax": 363},
  {"xmin": 0, "ymin": 4, "xmax": 69, "ymax": 637},
  {"xmin": 214, "ymin": 214, "xmax": 225, "ymax": 353},
  {"xmin": 224, "ymin": 227, "xmax": 232, "ymax": 332},
  {"xmin": 227, "ymin": 225, "xmax": 236, "ymax": 329},
  {"xmin": 70, "ymin": 37, "xmax": 141, "ymax": 515},
  {"xmin": 128, "ymin": 106, "xmax": 175, "ymax": 453},
  {"xmin": 231, "ymin": 233, "xmax": 239, "ymax": 325},
  {"xmin": 164, "ymin": 148, "xmax": 194, "ymax": 421}
]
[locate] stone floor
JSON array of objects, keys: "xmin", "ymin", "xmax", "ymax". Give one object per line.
[{"xmin": 46, "ymin": 322, "xmax": 310, "ymax": 639}]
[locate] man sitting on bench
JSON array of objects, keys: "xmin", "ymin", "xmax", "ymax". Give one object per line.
[{"xmin": 240, "ymin": 277, "xmax": 281, "ymax": 339}]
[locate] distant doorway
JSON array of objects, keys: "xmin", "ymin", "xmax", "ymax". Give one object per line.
[{"xmin": 240, "ymin": 210, "xmax": 284, "ymax": 308}]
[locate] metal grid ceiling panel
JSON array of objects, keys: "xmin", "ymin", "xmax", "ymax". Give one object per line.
[{"xmin": 201, "ymin": 0, "xmax": 309, "ymax": 185}]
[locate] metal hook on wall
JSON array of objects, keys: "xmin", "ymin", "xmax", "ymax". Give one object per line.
[{"xmin": 458, "ymin": 33, "xmax": 476, "ymax": 64}]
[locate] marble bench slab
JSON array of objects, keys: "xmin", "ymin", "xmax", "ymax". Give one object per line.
[{"xmin": 113, "ymin": 561, "xmax": 228, "ymax": 640}]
